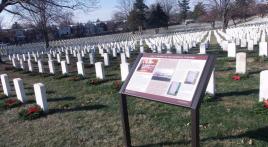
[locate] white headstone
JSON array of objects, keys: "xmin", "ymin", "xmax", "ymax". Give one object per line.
[
  {"xmin": 236, "ymin": 52, "xmax": 247, "ymax": 74},
  {"xmin": 227, "ymin": 43, "xmax": 236, "ymax": 58},
  {"xmin": 240, "ymin": 39, "xmax": 247, "ymax": 48},
  {"xmin": 48, "ymin": 60, "xmax": 55, "ymax": 74},
  {"xmin": 12, "ymin": 58, "xmax": 17, "ymax": 68},
  {"xmin": 206, "ymin": 70, "xmax": 215, "ymax": 96},
  {"xmin": 89, "ymin": 53, "xmax": 95, "ymax": 65},
  {"xmin": 13, "ymin": 78, "xmax": 27, "ymax": 103},
  {"xmin": 0, "ymin": 74, "xmax": 11, "ymax": 96},
  {"xmin": 33, "ymin": 54, "xmax": 38, "ymax": 62},
  {"xmin": 95, "ymin": 62, "xmax": 105, "ymax": 79},
  {"xmin": 121, "ymin": 53, "xmax": 126, "ymax": 63},
  {"xmin": 57, "ymin": 53, "xmax": 61, "ymax": 63},
  {"xmin": 38, "ymin": 60, "xmax": 44, "ymax": 73},
  {"xmin": 77, "ymin": 61, "xmax": 85, "ymax": 76},
  {"xmin": 259, "ymin": 42, "xmax": 268, "ymax": 56},
  {"xmin": 120, "ymin": 63, "xmax": 130, "ymax": 81},
  {"xmin": 22, "ymin": 54, "xmax": 27, "ymax": 61},
  {"xmin": 28, "ymin": 59, "xmax": 33, "ymax": 72},
  {"xmin": 66, "ymin": 54, "xmax": 70, "ymax": 65},
  {"xmin": 19, "ymin": 59, "xmax": 25, "ymax": 69},
  {"xmin": 61, "ymin": 61, "xmax": 68, "ymax": 74},
  {"xmin": 103, "ymin": 53, "xmax": 110, "ymax": 66},
  {"xmin": 125, "ymin": 47, "xmax": 131, "ymax": 58},
  {"xmin": 48, "ymin": 54, "xmax": 52, "ymax": 61},
  {"xmin": 259, "ymin": 70, "xmax": 268, "ymax": 102},
  {"xmin": 247, "ymin": 40, "xmax": 254, "ymax": 51},
  {"xmin": 183, "ymin": 43, "xmax": 189, "ymax": 52},
  {"xmin": 112, "ymin": 48, "xmax": 117, "ymax": 57},
  {"xmin": 77, "ymin": 53, "xmax": 82, "ymax": 62},
  {"xmin": 199, "ymin": 43, "xmax": 206, "ymax": 54},
  {"xmin": 34, "ymin": 83, "xmax": 48, "ymax": 113},
  {"xmin": 140, "ymin": 46, "xmax": 144, "ymax": 53}
]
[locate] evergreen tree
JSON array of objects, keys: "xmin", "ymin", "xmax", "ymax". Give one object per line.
[
  {"xmin": 127, "ymin": 0, "xmax": 148, "ymax": 31},
  {"xmin": 193, "ymin": 2, "xmax": 206, "ymax": 21},
  {"xmin": 148, "ymin": 3, "xmax": 169, "ymax": 28},
  {"xmin": 178, "ymin": 0, "xmax": 190, "ymax": 21}
]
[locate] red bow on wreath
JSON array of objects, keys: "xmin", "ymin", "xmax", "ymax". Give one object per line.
[
  {"xmin": 27, "ymin": 106, "xmax": 40, "ymax": 115},
  {"xmin": 264, "ymin": 100, "xmax": 268, "ymax": 109},
  {"xmin": 232, "ymin": 75, "xmax": 241, "ymax": 81}
]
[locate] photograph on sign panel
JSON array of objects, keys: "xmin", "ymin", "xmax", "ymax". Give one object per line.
[
  {"xmin": 184, "ymin": 71, "xmax": 200, "ymax": 85},
  {"xmin": 137, "ymin": 58, "xmax": 158, "ymax": 73},
  {"xmin": 167, "ymin": 81, "xmax": 181, "ymax": 96},
  {"xmin": 151, "ymin": 69, "xmax": 174, "ymax": 82}
]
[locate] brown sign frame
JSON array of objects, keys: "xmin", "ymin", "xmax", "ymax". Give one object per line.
[{"xmin": 119, "ymin": 53, "xmax": 216, "ymax": 147}]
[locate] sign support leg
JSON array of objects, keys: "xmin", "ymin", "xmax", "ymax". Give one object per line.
[
  {"xmin": 120, "ymin": 94, "xmax": 132, "ymax": 147},
  {"xmin": 191, "ymin": 109, "xmax": 200, "ymax": 147}
]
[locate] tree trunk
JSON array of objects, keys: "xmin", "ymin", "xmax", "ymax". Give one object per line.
[
  {"xmin": 232, "ymin": 18, "xmax": 237, "ymax": 27},
  {"xmin": 43, "ymin": 28, "xmax": 49, "ymax": 48},
  {"xmin": 211, "ymin": 21, "xmax": 215, "ymax": 29},
  {"xmin": 222, "ymin": 17, "xmax": 229, "ymax": 32},
  {"xmin": 0, "ymin": 4, "xmax": 5, "ymax": 14},
  {"xmin": 222, "ymin": 10, "xmax": 229, "ymax": 33}
]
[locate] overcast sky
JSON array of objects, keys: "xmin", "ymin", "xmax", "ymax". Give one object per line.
[{"xmin": 0, "ymin": 0, "xmax": 198, "ymax": 29}]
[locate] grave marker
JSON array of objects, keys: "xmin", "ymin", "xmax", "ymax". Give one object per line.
[
  {"xmin": 34, "ymin": 83, "xmax": 48, "ymax": 113},
  {"xmin": 236, "ymin": 52, "xmax": 247, "ymax": 74},
  {"xmin": 61, "ymin": 61, "xmax": 68, "ymax": 74},
  {"xmin": 13, "ymin": 78, "xmax": 27, "ymax": 103},
  {"xmin": 120, "ymin": 63, "xmax": 130, "ymax": 81},
  {"xmin": 77, "ymin": 61, "xmax": 85, "ymax": 76},
  {"xmin": 259, "ymin": 70, "xmax": 268, "ymax": 102},
  {"xmin": 48, "ymin": 60, "xmax": 55, "ymax": 74},
  {"xmin": 38, "ymin": 60, "xmax": 44, "ymax": 73},
  {"xmin": 0, "ymin": 74, "xmax": 11, "ymax": 96},
  {"xmin": 95, "ymin": 62, "xmax": 105, "ymax": 79},
  {"xmin": 228, "ymin": 43, "xmax": 236, "ymax": 58}
]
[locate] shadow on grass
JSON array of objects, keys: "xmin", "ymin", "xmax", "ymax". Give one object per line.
[
  {"xmin": 216, "ymin": 89, "xmax": 259, "ymax": 98},
  {"xmin": 202, "ymin": 126, "xmax": 268, "ymax": 143},
  {"xmin": 47, "ymin": 96, "xmax": 76, "ymax": 102},
  {"xmin": 136, "ymin": 126, "xmax": 268, "ymax": 147},
  {"xmin": 48, "ymin": 104, "xmax": 107, "ymax": 115},
  {"xmin": 216, "ymin": 67, "xmax": 234, "ymax": 72},
  {"xmin": 27, "ymin": 96, "xmax": 76, "ymax": 104},
  {"xmin": 248, "ymin": 70, "xmax": 263, "ymax": 76},
  {"xmin": 135, "ymin": 140, "xmax": 190, "ymax": 147}
]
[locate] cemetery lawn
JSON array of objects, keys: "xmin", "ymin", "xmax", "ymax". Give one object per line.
[{"xmin": 1, "ymin": 36, "xmax": 268, "ymax": 147}]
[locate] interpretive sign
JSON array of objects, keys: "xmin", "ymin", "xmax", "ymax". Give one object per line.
[
  {"xmin": 119, "ymin": 53, "xmax": 216, "ymax": 147},
  {"xmin": 122, "ymin": 53, "xmax": 214, "ymax": 108}
]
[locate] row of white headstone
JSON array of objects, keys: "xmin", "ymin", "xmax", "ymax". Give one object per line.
[
  {"xmin": 10, "ymin": 51, "xmax": 131, "ymax": 81},
  {"xmin": 0, "ymin": 74, "xmax": 48, "ymax": 113}
]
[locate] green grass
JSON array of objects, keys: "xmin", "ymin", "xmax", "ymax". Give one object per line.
[{"xmin": 0, "ymin": 33, "xmax": 268, "ymax": 146}]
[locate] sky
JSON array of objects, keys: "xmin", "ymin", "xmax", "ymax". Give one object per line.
[
  {"xmin": 74, "ymin": 0, "xmax": 155, "ymax": 23},
  {"xmin": 0, "ymin": 0, "xmax": 197, "ymax": 29}
]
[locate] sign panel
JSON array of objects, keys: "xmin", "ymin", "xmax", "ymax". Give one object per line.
[{"xmin": 122, "ymin": 53, "xmax": 213, "ymax": 108}]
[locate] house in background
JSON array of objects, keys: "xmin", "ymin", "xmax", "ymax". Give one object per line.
[{"xmin": 58, "ymin": 26, "xmax": 71, "ymax": 38}]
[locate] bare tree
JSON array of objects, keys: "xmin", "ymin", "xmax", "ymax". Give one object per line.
[
  {"xmin": 115, "ymin": 0, "xmax": 134, "ymax": 20},
  {"xmin": 255, "ymin": 3, "xmax": 268, "ymax": 18},
  {"xmin": 0, "ymin": 0, "xmax": 99, "ymax": 48},
  {"xmin": 209, "ymin": 0, "xmax": 234, "ymax": 32},
  {"xmin": 58, "ymin": 12, "xmax": 74, "ymax": 26}
]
